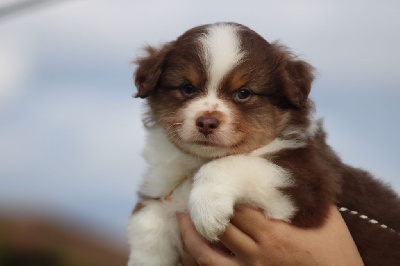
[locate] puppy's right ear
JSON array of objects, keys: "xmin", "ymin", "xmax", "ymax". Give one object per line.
[{"xmin": 134, "ymin": 42, "xmax": 174, "ymax": 98}]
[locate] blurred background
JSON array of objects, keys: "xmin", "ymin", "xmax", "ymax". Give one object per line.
[{"xmin": 0, "ymin": 0, "xmax": 399, "ymax": 265}]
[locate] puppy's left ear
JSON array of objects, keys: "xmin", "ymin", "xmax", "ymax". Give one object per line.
[
  {"xmin": 277, "ymin": 45, "xmax": 315, "ymax": 108},
  {"xmin": 134, "ymin": 42, "xmax": 175, "ymax": 98}
]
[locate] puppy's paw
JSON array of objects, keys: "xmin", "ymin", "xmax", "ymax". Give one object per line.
[
  {"xmin": 189, "ymin": 164, "xmax": 235, "ymax": 241},
  {"xmin": 189, "ymin": 183, "xmax": 234, "ymax": 242},
  {"xmin": 189, "ymin": 154, "xmax": 297, "ymax": 241}
]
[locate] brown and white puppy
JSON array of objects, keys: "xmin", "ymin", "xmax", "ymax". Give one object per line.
[{"xmin": 127, "ymin": 22, "xmax": 400, "ymax": 265}]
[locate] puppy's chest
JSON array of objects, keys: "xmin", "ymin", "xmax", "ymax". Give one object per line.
[{"xmin": 161, "ymin": 175, "xmax": 194, "ymax": 210}]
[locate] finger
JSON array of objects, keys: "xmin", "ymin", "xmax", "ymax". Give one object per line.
[
  {"xmin": 176, "ymin": 212, "xmax": 213, "ymax": 253},
  {"xmin": 180, "ymin": 251, "xmax": 199, "ymax": 266},
  {"xmin": 176, "ymin": 212, "xmax": 239, "ymax": 266},
  {"xmin": 219, "ymin": 222, "xmax": 258, "ymax": 255},
  {"xmin": 230, "ymin": 206, "xmax": 272, "ymax": 242}
]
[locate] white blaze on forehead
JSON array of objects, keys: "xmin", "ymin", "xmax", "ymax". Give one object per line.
[{"xmin": 199, "ymin": 24, "xmax": 244, "ymax": 95}]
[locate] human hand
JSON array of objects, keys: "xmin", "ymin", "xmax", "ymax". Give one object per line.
[{"xmin": 176, "ymin": 205, "xmax": 364, "ymax": 265}]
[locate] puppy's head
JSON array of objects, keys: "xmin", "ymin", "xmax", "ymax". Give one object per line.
[{"xmin": 134, "ymin": 22, "xmax": 314, "ymax": 158}]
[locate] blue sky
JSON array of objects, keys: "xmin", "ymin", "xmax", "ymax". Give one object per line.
[{"xmin": 0, "ymin": 0, "xmax": 399, "ymax": 248}]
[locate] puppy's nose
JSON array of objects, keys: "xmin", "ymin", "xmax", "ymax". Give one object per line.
[{"xmin": 196, "ymin": 116, "xmax": 219, "ymax": 136}]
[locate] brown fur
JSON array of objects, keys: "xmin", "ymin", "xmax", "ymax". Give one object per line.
[{"xmin": 133, "ymin": 22, "xmax": 400, "ymax": 265}]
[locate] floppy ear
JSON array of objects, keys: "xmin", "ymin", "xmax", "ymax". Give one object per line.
[
  {"xmin": 283, "ymin": 58, "xmax": 315, "ymax": 108},
  {"xmin": 134, "ymin": 42, "xmax": 174, "ymax": 98},
  {"xmin": 272, "ymin": 43, "xmax": 315, "ymax": 108}
]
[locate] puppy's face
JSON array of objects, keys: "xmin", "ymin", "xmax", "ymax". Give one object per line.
[{"xmin": 135, "ymin": 23, "xmax": 314, "ymax": 158}]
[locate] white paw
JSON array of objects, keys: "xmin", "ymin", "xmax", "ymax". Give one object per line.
[
  {"xmin": 189, "ymin": 189, "xmax": 234, "ymax": 242},
  {"xmin": 188, "ymin": 154, "xmax": 297, "ymax": 241}
]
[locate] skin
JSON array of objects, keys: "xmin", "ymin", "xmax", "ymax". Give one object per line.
[{"xmin": 176, "ymin": 206, "xmax": 364, "ymax": 266}]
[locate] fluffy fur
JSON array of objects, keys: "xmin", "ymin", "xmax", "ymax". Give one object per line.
[{"xmin": 127, "ymin": 22, "xmax": 400, "ymax": 265}]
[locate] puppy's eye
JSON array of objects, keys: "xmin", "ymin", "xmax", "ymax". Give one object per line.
[
  {"xmin": 233, "ymin": 87, "xmax": 252, "ymax": 102},
  {"xmin": 181, "ymin": 83, "xmax": 197, "ymax": 98}
]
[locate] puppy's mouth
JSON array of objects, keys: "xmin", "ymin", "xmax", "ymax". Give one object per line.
[
  {"xmin": 191, "ymin": 140, "xmax": 222, "ymax": 147},
  {"xmin": 175, "ymin": 129, "xmax": 250, "ymax": 158},
  {"xmin": 189, "ymin": 136, "xmax": 246, "ymax": 149}
]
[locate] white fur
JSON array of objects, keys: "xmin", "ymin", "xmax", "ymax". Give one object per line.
[
  {"xmin": 199, "ymin": 23, "xmax": 244, "ymax": 95},
  {"xmin": 128, "ymin": 126, "xmax": 198, "ymax": 265},
  {"xmin": 251, "ymin": 119, "xmax": 322, "ymax": 157},
  {"xmin": 179, "ymin": 94, "xmax": 235, "ymax": 158},
  {"xmin": 280, "ymin": 118, "xmax": 322, "ymax": 141},
  {"xmin": 250, "ymin": 138, "xmax": 306, "ymax": 157},
  {"xmin": 127, "ymin": 202, "xmax": 180, "ymax": 265},
  {"xmin": 139, "ymin": 126, "xmax": 205, "ymax": 198},
  {"xmin": 190, "ymin": 155, "xmax": 296, "ymax": 242},
  {"xmin": 180, "ymin": 94, "xmax": 232, "ymax": 141}
]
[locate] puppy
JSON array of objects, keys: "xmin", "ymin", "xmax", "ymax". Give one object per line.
[{"xmin": 127, "ymin": 22, "xmax": 400, "ymax": 265}]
